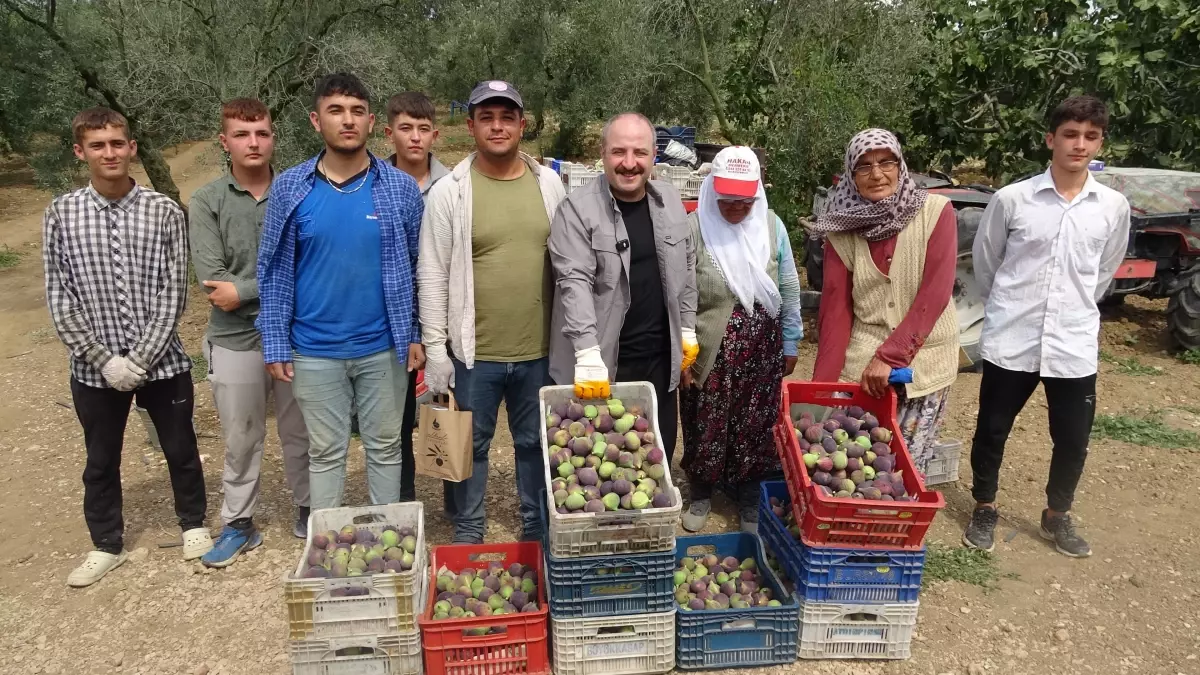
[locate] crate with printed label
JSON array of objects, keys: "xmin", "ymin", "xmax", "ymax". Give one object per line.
[{"xmin": 550, "ymin": 610, "xmax": 676, "ymax": 675}]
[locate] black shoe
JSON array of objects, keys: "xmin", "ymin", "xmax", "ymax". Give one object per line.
[
  {"xmin": 962, "ymin": 506, "xmax": 998, "ymax": 552},
  {"xmin": 294, "ymin": 507, "xmax": 310, "ymax": 540},
  {"xmin": 1040, "ymin": 510, "xmax": 1091, "ymax": 558}
]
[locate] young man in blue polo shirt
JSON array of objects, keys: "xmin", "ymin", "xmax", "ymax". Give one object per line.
[{"xmin": 257, "ymin": 72, "xmax": 424, "ymax": 511}]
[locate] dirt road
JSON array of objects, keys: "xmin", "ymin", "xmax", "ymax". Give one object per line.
[{"xmin": 0, "ymin": 139, "xmax": 1197, "ymax": 675}]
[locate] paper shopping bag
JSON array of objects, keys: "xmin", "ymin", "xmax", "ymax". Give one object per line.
[{"xmin": 416, "ymin": 394, "xmax": 473, "ymax": 482}]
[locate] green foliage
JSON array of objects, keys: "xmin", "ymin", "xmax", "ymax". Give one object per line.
[
  {"xmin": 923, "ymin": 543, "xmax": 1007, "ymax": 590},
  {"xmin": 912, "ymin": 0, "xmax": 1200, "ymax": 182},
  {"xmin": 0, "ymin": 244, "xmax": 21, "ymax": 270},
  {"xmin": 1098, "ymin": 351, "xmax": 1163, "ymax": 375},
  {"xmin": 1091, "ymin": 411, "xmax": 1200, "ymax": 449},
  {"xmin": 1176, "ymin": 349, "xmax": 1200, "ymax": 365}
]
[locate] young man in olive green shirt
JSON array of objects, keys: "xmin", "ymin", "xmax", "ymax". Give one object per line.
[
  {"xmin": 418, "ymin": 81, "xmax": 565, "ymax": 543},
  {"xmin": 189, "ymin": 99, "xmax": 310, "ymax": 567}
]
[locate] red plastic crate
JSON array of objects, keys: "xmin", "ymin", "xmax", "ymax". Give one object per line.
[
  {"xmin": 774, "ymin": 381, "xmax": 945, "ymax": 550},
  {"xmin": 419, "ymin": 542, "xmax": 551, "ymax": 675}
]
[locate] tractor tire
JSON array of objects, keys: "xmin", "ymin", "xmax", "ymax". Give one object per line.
[
  {"xmin": 805, "ymin": 234, "xmax": 825, "ymax": 292},
  {"xmin": 1167, "ymin": 275, "xmax": 1200, "ymax": 350}
]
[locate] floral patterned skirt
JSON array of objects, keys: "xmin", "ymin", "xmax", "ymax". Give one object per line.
[
  {"xmin": 681, "ymin": 303, "xmax": 783, "ymax": 485},
  {"xmin": 895, "ymin": 385, "xmax": 951, "ymax": 476}
]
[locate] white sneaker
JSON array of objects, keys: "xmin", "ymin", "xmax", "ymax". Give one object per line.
[
  {"xmin": 182, "ymin": 528, "xmax": 214, "ymax": 560},
  {"xmin": 67, "ymin": 550, "xmax": 128, "ymax": 588}
]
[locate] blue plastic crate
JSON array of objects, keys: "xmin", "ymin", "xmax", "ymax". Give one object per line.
[
  {"xmin": 546, "ymin": 547, "xmax": 676, "ymax": 618},
  {"xmin": 759, "ymin": 482, "xmax": 924, "ymax": 604},
  {"xmin": 539, "ymin": 493, "xmax": 675, "ymax": 618},
  {"xmin": 674, "ymin": 532, "xmax": 799, "ymax": 670}
]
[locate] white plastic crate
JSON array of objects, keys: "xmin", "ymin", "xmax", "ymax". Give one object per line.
[
  {"xmin": 540, "ymin": 382, "xmax": 682, "ymax": 557},
  {"xmin": 561, "ymin": 163, "xmax": 601, "ymax": 193},
  {"xmin": 551, "ymin": 610, "xmax": 676, "ymax": 675},
  {"xmin": 285, "ymin": 503, "xmax": 427, "ymax": 640},
  {"xmin": 680, "ymin": 176, "xmax": 703, "ymax": 200},
  {"xmin": 922, "ymin": 439, "xmax": 961, "ymax": 486},
  {"xmin": 290, "ymin": 630, "xmax": 422, "ymax": 675},
  {"xmin": 797, "ymin": 601, "xmax": 919, "ymax": 660},
  {"xmin": 653, "ymin": 164, "xmax": 692, "ymax": 187}
]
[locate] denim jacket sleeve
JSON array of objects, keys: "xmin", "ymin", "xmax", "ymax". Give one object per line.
[{"xmin": 776, "ymin": 216, "xmax": 803, "ymax": 356}]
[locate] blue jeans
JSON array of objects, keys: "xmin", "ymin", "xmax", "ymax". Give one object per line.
[
  {"xmin": 291, "ymin": 349, "xmax": 409, "ymax": 510},
  {"xmin": 451, "ymin": 357, "xmax": 549, "ymax": 543}
]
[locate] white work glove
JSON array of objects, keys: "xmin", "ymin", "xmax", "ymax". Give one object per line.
[
  {"xmin": 423, "ymin": 344, "xmax": 455, "ymax": 395},
  {"xmin": 681, "ymin": 328, "xmax": 699, "ymax": 372},
  {"xmin": 101, "ymin": 356, "xmax": 146, "ymax": 392},
  {"xmin": 574, "ymin": 346, "xmax": 610, "ymax": 400}
]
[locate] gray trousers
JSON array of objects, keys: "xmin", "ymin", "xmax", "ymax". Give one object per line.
[{"xmin": 206, "ymin": 341, "xmax": 310, "ymax": 524}]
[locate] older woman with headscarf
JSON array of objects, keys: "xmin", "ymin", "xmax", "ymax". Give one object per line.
[
  {"xmin": 811, "ymin": 128, "xmax": 959, "ymax": 477},
  {"xmin": 679, "ymin": 147, "xmax": 803, "ymax": 532}
]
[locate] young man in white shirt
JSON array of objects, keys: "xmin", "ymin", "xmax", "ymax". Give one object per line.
[{"xmin": 965, "ymin": 95, "xmax": 1131, "ymax": 558}]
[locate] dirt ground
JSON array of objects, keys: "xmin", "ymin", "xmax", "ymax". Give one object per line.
[{"xmin": 0, "ymin": 132, "xmax": 1198, "ymax": 675}]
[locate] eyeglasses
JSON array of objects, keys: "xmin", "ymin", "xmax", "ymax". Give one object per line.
[
  {"xmin": 851, "ymin": 160, "xmax": 900, "ymax": 177},
  {"xmin": 717, "ymin": 197, "xmax": 757, "ymax": 205}
]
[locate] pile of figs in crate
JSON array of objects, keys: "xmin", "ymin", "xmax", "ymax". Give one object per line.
[
  {"xmin": 547, "ymin": 398, "xmax": 674, "ymax": 512},
  {"xmin": 300, "ymin": 525, "xmax": 419, "ymax": 589},
  {"xmin": 793, "ymin": 406, "xmax": 916, "ymax": 502}
]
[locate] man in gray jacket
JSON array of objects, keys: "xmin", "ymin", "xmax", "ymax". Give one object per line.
[
  {"xmin": 548, "ymin": 112, "xmax": 698, "ymax": 463},
  {"xmin": 418, "ymin": 81, "xmax": 566, "ymax": 543}
]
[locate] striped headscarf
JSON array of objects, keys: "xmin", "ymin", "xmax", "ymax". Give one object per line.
[{"xmin": 811, "ymin": 128, "xmax": 928, "ymax": 242}]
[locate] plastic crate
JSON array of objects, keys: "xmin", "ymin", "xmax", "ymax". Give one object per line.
[
  {"xmin": 797, "ymin": 600, "xmax": 919, "ymax": 660},
  {"xmin": 289, "ymin": 630, "xmax": 422, "ymax": 675},
  {"xmin": 419, "ymin": 542, "xmax": 550, "ymax": 675},
  {"xmin": 775, "ymin": 382, "xmax": 945, "ymax": 550},
  {"xmin": 922, "ymin": 439, "xmax": 961, "ymax": 486},
  {"xmin": 680, "ymin": 176, "xmax": 703, "ymax": 200},
  {"xmin": 540, "ymin": 382, "xmax": 682, "ymax": 558},
  {"xmin": 550, "ymin": 611, "xmax": 676, "ymax": 675},
  {"xmin": 673, "ymin": 533, "xmax": 799, "ymax": 670},
  {"xmin": 655, "ymin": 126, "xmax": 697, "ymax": 159},
  {"xmin": 286, "ymin": 503, "xmax": 427, "ymax": 640},
  {"xmin": 546, "ymin": 542, "xmax": 675, "ymax": 618},
  {"xmin": 758, "ymin": 482, "xmax": 923, "ymax": 603}
]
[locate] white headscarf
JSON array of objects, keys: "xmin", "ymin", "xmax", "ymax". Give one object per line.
[{"xmin": 697, "ymin": 173, "xmax": 782, "ymax": 317}]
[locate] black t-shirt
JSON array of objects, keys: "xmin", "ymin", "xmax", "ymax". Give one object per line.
[{"xmin": 616, "ymin": 196, "xmax": 669, "ymax": 361}]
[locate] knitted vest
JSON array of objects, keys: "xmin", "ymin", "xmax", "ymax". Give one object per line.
[
  {"xmin": 687, "ymin": 211, "xmax": 780, "ymax": 385},
  {"xmin": 827, "ymin": 195, "xmax": 958, "ymax": 398}
]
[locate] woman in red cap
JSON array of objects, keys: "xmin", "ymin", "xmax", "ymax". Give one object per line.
[
  {"xmin": 810, "ymin": 128, "xmax": 959, "ymax": 478},
  {"xmin": 680, "ymin": 146, "xmax": 802, "ymax": 532}
]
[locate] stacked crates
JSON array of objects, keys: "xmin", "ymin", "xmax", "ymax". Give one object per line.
[
  {"xmin": 539, "ymin": 383, "xmax": 681, "ymax": 675},
  {"xmin": 767, "ymin": 382, "xmax": 945, "ymax": 659},
  {"xmin": 284, "ymin": 503, "xmax": 428, "ymax": 674}
]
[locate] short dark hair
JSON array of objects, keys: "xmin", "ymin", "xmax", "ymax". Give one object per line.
[
  {"xmin": 221, "ymin": 98, "xmax": 270, "ymax": 130},
  {"xmin": 1048, "ymin": 95, "xmax": 1108, "ymax": 134},
  {"xmin": 312, "ymin": 72, "xmax": 371, "ymax": 109},
  {"xmin": 72, "ymin": 107, "xmax": 129, "ymax": 144},
  {"xmin": 387, "ymin": 92, "xmax": 437, "ymax": 125},
  {"xmin": 468, "ymin": 98, "xmax": 522, "ymax": 120}
]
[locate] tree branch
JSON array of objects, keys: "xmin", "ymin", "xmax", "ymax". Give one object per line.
[{"xmin": 680, "ymin": 0, "xmax": 739, "ymax": 144}]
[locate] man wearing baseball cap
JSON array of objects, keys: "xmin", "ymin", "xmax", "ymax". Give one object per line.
[
  {"xmin": 548, "ymin": 112, "xmax": 698, "ymax": 465},
  {"xmin": 679, "ymin": 145, "xmax": 802, "ymax": 532},
  {"xmin": 417, "ymin": 80, "xmax": 566, "ymax": 543}
]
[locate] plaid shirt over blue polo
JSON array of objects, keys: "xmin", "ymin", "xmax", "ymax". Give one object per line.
[{"xmin": 256, "ymin": 154, "xmax": 423, "ymax": 365}]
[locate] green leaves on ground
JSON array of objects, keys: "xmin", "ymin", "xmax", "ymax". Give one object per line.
[
  {"xmin": 1098, "ymin": 350, "xmax": 1163, "ymax": 376},
  {"xmin": 1091, "ymin": 411, "xmax": 1200, "ymax": 449},
  {"xmin": 923, "ymin": 543, "xmax": 1008, "ymax": 590},
  {"xmin": 0, "ymin": 245, "xmax": 20, "ymax": 270}
]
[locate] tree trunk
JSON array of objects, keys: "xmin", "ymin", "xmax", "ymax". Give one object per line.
[{"xmin": 133, "ymin": 133, "xmax": 182, "ymax": 207}]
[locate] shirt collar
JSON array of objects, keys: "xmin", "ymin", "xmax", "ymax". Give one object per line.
[
  {"xmin": 1033, "ymin": 168, "xmax": 1100, "ymax": 202},
  {"xmin": 86, "ymin": 180, "xmax": 141, "ymax": 212},
  {"xmin": 226, "ymin": 168, "xmax": 274, "ymax": 200},
  {"xmin": 309, "ymin": 151, "xmax": 381, "ymax": 181}
]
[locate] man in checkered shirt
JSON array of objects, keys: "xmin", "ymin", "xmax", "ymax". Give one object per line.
[{"xmin": 42, "ymin": 107, "xmax": 212, "ymax": 588}]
